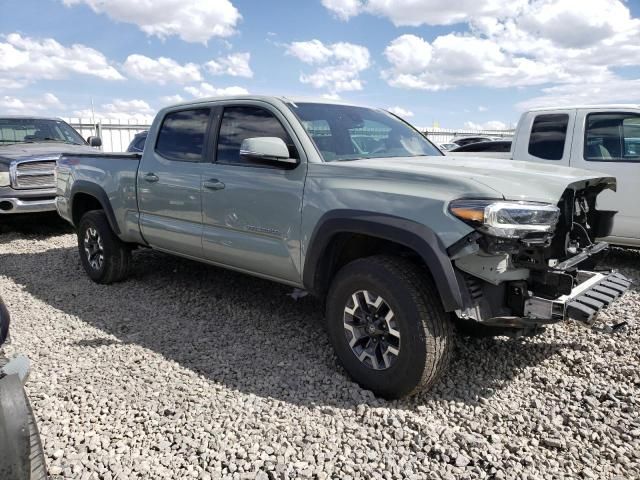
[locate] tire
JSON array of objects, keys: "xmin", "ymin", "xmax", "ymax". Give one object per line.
[
  {"xmin": 0, "ymin": 372, "xmax": 47, "ymax": 480},
  {"xmin": 325, "ymin": 255, "xmax": 454, "ymax": 399},
  {"xmin": 26, "ymin": 396, "xmax": 47, "ymax": 480},
  {"xmin": 77, "ymin": 210, "xmax": 131, "ymax": 284}
]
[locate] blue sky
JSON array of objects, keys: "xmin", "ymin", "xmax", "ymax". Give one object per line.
[{"xmin": 2, "ymin": 0, "xmax": 640, "ymax": 129}]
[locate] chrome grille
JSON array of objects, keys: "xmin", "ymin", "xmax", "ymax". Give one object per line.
[{"xmin": 12, "ymin": 160, "xmax": 56, "ymax": 190}]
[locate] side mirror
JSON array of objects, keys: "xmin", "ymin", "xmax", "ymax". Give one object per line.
[
  {"xmin": 87, "ymin": 136, "xmax": 102, "ymax": 147},
  {"xmin": 240, "ymin": 137, "xmax": 297, "ymax": 166}
]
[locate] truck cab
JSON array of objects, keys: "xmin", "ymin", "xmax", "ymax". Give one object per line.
[{"xmin": 512, "ymin": 106, "xmax": 640, "ymax": 247}]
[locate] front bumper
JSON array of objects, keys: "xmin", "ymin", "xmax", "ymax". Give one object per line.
[
  {"xmin": 0, "ymin": 186, "xmax": 56, "ymax": 214},
  {"xmin": 524, "ymin": 270, "xmax": 631, "ymax": 325}
]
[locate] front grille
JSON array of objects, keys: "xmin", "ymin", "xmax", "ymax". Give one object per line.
[{"xmin": 12, "ymin": 160, "xmax": 56, "ymax": 189}]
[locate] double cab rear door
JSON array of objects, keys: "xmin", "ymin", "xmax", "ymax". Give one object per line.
[{"xmin": 137, "ymin": 100, "xmax": 308, "ymax": 285}]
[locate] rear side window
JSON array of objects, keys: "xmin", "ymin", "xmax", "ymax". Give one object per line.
[
  {"xmin": 155, "ymin": 108, "xmax": 210, "ymax": 162},
  {"xmin": 584, "ymin": 112, "xmax": 640, "ymax": 162},
  {"xmin": 216, "ymin": 106, "xmax": 296, "ymax": 165},
  {"xmin": 528, "ymin": 114, "xmax": 569, "ymax": 161}
]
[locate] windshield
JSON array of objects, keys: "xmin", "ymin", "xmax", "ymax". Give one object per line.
[
  {"xmin": 288, "ymin": 102, "xmax": 442, "ymax": 162},
  {"xmin": 0, "ymin": 118, "xmax": 86, "ymax": 146}
]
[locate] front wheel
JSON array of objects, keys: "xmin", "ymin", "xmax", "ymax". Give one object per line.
[
  {"xmin": 78, "ymin": 210, "xmax": 131, "ymax": 284},
  {"xmin": 326, "ymin": 255, "xmax": 454, "ymax": 399}
]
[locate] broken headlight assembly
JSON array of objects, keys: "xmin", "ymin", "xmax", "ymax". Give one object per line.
[{"xmin": 449, "ymin": 199, "xmax": 560, "ymax": 241}]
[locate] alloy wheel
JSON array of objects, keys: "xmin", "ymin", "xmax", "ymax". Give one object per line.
[
  {"xmin": 84, "ymin": 227, "xmax": 104, "ymax": 271},
  {"xmin": 343, "ymin": 290, "xmax": 401, "ymax": 370}
]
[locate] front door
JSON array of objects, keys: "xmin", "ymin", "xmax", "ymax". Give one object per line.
[
  {"xmin": 570, "ymin": 110, "xmax": 640, "ymax": 244},
  {"xmin": 137, "ymin": 107, "xmax": 211, "ymax": 257},
  {"xmin": 201, "ymin": 102, "xmax": 307, "ymax": 284}
]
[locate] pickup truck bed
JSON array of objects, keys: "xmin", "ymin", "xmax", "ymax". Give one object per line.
[{"xmin": 57, "ymin": 153, "xmax": 144, "ymax": 244}]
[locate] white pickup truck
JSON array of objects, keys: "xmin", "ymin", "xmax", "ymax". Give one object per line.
[{"xmin": 451, "ymin": 105, "xmax": 640, "ymax": 247}]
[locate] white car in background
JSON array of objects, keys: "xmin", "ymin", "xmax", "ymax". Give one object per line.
[{"xmin": 450, "ymin": 105, "xmax": 640, "ymax": 247}]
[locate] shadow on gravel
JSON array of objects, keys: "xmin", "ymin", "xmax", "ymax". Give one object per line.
[
  {"xmin": 0, "ymin": 213, "xmax": 72, "ymax": 243},
  {"xmin": 0, "ymin": 241, "xmax": 589, "ymax": 409}
]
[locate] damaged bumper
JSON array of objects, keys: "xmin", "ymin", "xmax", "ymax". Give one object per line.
[{"xmin": 524, "ymin": 271, "xmax": 631, "ymax": 326}]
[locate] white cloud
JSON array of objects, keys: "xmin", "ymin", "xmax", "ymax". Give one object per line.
[
  {"xmin": 160, "ymin": 94, "xmax": 186, "ymax": 105},
  {"xmin": 383, "ymin": 33, "xmax": 563, "ymax": 91},
  {"xmin": 464, "ymin": 120, "xmax": 509, "ymax": 131},
  {"xmin": 184, "ymin": 83, "xmax": 249, "ymax": 98},
  {"xmin": 322, "ymin": 0, "xmax": 526, "ymax": 26},
  {"xmin": 321, "ymin": 0, "xmax": 362, "ymax": 21},
  {"xmin": 0, "ymin": 33, "xmax": 123, "ymax": 87},
  {"xmin": 74, "ymin": 99, "xmax": 156, "ymax": 122},
  {"xmin": 387, "ymin": 106, "xmax": 414, "ymax": 118},
  {"xmin": 516, "ymin": 77, "xmax": 640, "ymax": 111},
  {"xmin": 380, "ymin": 0, "xmax": 640, "ymax": 104},
  {"xmin": 478, "ymin": 106, "xmax": 488, "ymax": 112},
  {"xmin": 123, "ymin": 54, "xmax": 202, "ymax": 85},
  {"xmin": 206, "ymin": 52, "xmax": 253, "ymax": 78},
  {"xmin": 0, "ymin": 93, "xmax": 63, "ymax": 115},
  {"xmin": 62, "ymin": 0, "xmax": 241, "ymax": 44},
  {"xmin": 286, "ymin": 40, "xmax": 370, "ymax": 93}
]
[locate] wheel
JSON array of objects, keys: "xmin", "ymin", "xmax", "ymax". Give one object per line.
[
  {"xmin": 325, "ymin": 255, "xmax": 454, "ymax": 399},
  {"xmin": 77, "ymin": 210, "xmax": 131, "ymax": 284}
]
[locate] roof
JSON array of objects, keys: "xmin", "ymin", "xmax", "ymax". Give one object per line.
[
  {"xmin": 166, "ymin": 94, "xmax": 366, "ymax": 110},
  {"xmin": 528, "ymin": 104, "xmax": 640, "ymax": 112}
]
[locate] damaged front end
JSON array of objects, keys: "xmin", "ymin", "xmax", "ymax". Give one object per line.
[{"xmin": 448, "ymin": 179, "xmax": 631, "ymax": 331}]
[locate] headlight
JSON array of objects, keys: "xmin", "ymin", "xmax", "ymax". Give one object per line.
[
  {"xmin": 0, "ymin": 171, "xmax": 9, "ymax": 187},
  {"xmin": 449, "ymin": 199, "xmax": 560, "ymax": 239}
]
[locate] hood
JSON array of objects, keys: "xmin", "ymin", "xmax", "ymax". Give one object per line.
[
  {"xmin": 335, "ymin": 155, "xmax": 616, "ymax": 204},
  {"xmin": 0, "ymin": 142, "xmax": 97, "ymax": 165}
]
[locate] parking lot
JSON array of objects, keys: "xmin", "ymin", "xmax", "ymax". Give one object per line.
[{"xmin": 0, "ymin": 214, "xmax": 637, "ymax": 479}]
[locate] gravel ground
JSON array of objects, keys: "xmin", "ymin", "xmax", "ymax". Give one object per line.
[{"xmin": 1, "ymin": 214, "xmax": 639, "ymax": 480}]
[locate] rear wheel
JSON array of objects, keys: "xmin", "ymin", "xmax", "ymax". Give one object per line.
[
  {"xmin": 326, "ymin": 255, "xmax": 454, "ymax": 399},
  {"xmin": 78, "ymin": 210, "xmax": 131, "ymax": 284}
]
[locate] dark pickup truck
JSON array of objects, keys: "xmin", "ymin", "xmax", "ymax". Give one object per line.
[{"xmin": 0, "ymin": 116, "xmax": 101, "ymax": 215}]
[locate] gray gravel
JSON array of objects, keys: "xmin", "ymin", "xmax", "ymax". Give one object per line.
[{"xmin": 1, "ymin": 214, "xmax": 639, "ymax": 479}]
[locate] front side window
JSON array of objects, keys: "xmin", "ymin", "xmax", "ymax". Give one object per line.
[
  {"xmin": 217, "ymin": 106, "xmax": 297, "ymax": 165},
  {"xmin": 155, "ymin": 108, "xmax": 210, "ymax": 162},
  {"xmin": 289, "ymin": 103, "xmax": 441, "ymax": 162},
  {"xmin": 584, "ymin": 112, "xmax": 640, "ymax": 162},
  {"xmin": 528, "ymin": 114, "xmax": 569, "ymax": 161}
]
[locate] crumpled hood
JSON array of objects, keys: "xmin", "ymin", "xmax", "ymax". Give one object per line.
[
  {"xmin": 338, "ymin": 155, "xmax": 616, "ymax": 203},
  {"xmin": 0, "ymin": 143, "xmax": 97, "ymax": 165}
]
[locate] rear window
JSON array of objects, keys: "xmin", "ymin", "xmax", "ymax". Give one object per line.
[
  {"xmin": 155, "ymin": 108, "xmax": 210, "ymax": 162},
  {"xmin": 528, "ymin": 114, "xmax": 569, "ymax": 161}
]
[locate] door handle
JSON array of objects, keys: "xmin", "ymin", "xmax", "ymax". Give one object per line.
[
  {"xmin": 144, "ymin": 173, "xmax": 159, "ymax": 183},
  {"xmin": 203, "ymin": 179, "xmax": 225, "ymax": 190}
]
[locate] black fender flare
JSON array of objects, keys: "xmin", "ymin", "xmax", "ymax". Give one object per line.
[
  {"xmin": 69, "ymin": 181, "xmax": 121, "ymax": 234},
  {"xmin": 302, "ymin": 210, "xmax": 463, "ymax": 312}
]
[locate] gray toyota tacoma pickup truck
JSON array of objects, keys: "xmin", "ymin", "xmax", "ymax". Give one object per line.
[
  {"xmin": 56, "ymin": 96, "xmax": 631, "ymax": 398},
  {"xmin": 0, "ymin": 116, "xmax": 101, "ymax": 214}
]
